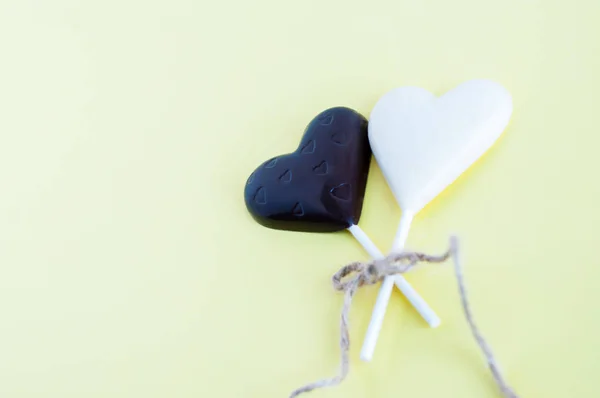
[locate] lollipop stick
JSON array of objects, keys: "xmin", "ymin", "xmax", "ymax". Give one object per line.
[
  {"xmin": 392, "ymin": 210, "xmax": 414, "ymax": 253},
  {"xmin": 347, "ymin": 221, "xmax": 440, "ymax": 362},
  {"xmin": 391, "ymin": 211, "xmax": 440, "ymax": 326},
  {"xmin": 347, "ymin": 224, "xmax": 384, "ymax": 259}
]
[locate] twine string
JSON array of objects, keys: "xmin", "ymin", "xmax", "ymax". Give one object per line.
[{"xmin": 289, "ymin": 236, "xmax": 519, "ymax": 398}]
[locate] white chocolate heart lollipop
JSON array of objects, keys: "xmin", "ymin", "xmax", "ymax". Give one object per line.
[{"xmin": 360, "ymin": 79, "xmax": 513, "ymax": 361}]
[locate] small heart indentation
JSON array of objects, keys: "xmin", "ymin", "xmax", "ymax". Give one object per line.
[
  {"xmin": 301, "ymin": 140, "xmax": 316, "ymax": 154},
  {"xmin": 319, "ymin": 114, "xmax": 334, "ymax": 125},
  {"xmin": 279, "ymin": 169, "xmax": 292, "ymax": 183},
  {"xmin": 254, "ymin": 187, "xmax": 266, "ymax": 204},
  {"xmin": 331, "ymin": 131, "xmax": 348, "ymax": 145},
  {"xmin": 265, "ymin": 158, "xmax": 278, "ymax": 168},
  {"xmin": 330, "ymin": 183, "xmax": 351, "ymax": 201},
  {"xmin": 312, "ymin": 161, "xmax": 328, "ymax": 175},
  {"xmin": 292, "ymin": 202, "xmax": 304, "ymax": 216}
]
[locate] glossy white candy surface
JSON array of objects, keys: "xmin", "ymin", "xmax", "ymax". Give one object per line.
[{"xmin": 368, "ymin": 79, "xmax": 513, "ymax": 214}]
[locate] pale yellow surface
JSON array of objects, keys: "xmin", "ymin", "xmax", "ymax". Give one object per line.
[{"xmin": 1, "ymin": 1, "xmax": 599, "ymax": 397}]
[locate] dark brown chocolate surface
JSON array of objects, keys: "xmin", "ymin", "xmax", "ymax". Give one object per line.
[{"xmin": 244, "ymin": 107, "xmax": 371, "ymax": 232}]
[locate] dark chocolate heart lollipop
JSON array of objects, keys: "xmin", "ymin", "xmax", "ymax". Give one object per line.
[{"xmin": 244, "ymin": 107, "xmax": 371, "ymax": 232}]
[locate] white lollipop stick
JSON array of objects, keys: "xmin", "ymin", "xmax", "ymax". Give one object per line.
[
  {"xmin": 356, "ymin": 211, "xmax": 440, "ymax": 362},
  {"xmin": 361, "ymin": 79, "xmax": 514, "ymax": 362},
  {"xmin": 390, "ymin": 211, "xmax": 439, "ymax": 324},
  {"xmin": 347, "ymin": 223, "xmax": 440, "ymax": 362}
]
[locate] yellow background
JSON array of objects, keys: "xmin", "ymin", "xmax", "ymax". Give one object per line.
[{"xmin": 1, "ymin": 1, "xmax": 599, "ymax": 397}]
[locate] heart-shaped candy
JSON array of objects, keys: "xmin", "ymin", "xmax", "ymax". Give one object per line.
[
  {"xmin": 244, "ymin": 107, "xmax": 371, "ymax": 232},
  {"xmin": 368, "ymin": 79, "xmax": 513, "ymax": 214}
]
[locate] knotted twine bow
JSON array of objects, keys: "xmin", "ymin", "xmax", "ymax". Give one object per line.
[{"xmin": 290, "ymin": 236, "xmax": 519, "ymax": 398}]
